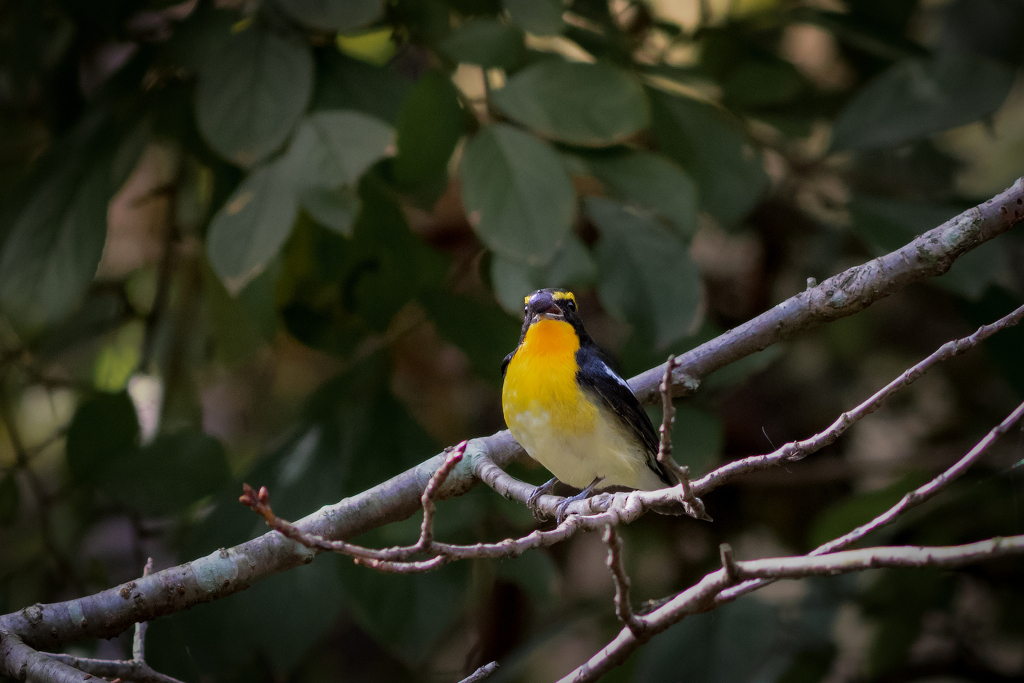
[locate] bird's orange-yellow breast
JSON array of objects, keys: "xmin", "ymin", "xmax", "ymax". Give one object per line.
[{"xmin": 502, "ymin": 319, "xmax": 598, "ymax": 438}]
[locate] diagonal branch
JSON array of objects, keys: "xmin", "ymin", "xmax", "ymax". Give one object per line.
[{"xmin": 1, "ymin": 178, "xmax": 1021, "ymax": 663}]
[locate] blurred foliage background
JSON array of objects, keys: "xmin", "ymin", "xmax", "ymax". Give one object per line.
[{"xmin": 1, "ymin": 0, "xmax": 1023, "ymax": 681}]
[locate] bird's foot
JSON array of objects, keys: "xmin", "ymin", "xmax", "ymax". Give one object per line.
[
  {"xmin": 528, "ymin": 477, "xmax": 559, "ymax": 513},
  {"xmin": 555, "ymin": 476, "xmax": 605, "ymax": 525}
]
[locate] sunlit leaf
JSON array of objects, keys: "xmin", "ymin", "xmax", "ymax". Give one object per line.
[
  {"xmin": 460, "ymin": 124, "xmax": 575, "ymax": 265},
  {"xmin": 492, "ymin": 60, "xmax": 649, "ymax": 146}
]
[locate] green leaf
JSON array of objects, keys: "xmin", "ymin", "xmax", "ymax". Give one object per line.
[
  {"xmin": 492, "ymin": 60, "xmax": 649, "ymax": 146},
  {"xmin": 490, "ymin": 235, "xmax": 596, "ymax": 313},
  {"xmin": 460, "ymin": 124, "xmax": 575, "ymax": 265},
  {"xmin": 207, "ymin": 158, "xmax": 297, "ymax": 295},
  {"xmin": 439, "ymin": 18, "xmax": 525, "ymax": 69},
  {"xmin": 101, "ymin": 430, "xmax": 231, "ymax": 516},
  {"xmin": 505, "ymin": 0, "xmax": 563, "ymax": 34},
  {"xmin": 392, "ymin": 71, "xmax": 466, "ymax": 188},
  {"xmin": 0, "ymin": 116, "xmax": 144, "ymax": 332},
  {"xmin": 587, "ymin": 197, "xmax": 704, "ymax": 348},
  {"xmin": 313, "ymin": 52, "xmax": 413, "ymax": 125},
  {"xmin": 272, "ymin": 0, "xmax": 382, "ymax": 31},
  {"xmin": 649, "ymin": 89, "xmax": 767, "ymax": 226},
  {"xmin": 283, "ymin": 110, "xmax": 396, "ymax": 189},
  {"xmin": 195, "ymin": 20, "xmax": 313, "ymax": 167},
  {"xmin": 299, "ymin": 185, "xmax": 360, "ymax": 236},
  {"xmin": 0, "ymin": 472, "xmax": 19, "ymax": 526},
  {"xmin": 831, "ymin": 52, "xmax": 1014, "ymax": 151},
  {"xmin": 280, "ymin": 110, "xmax": 394, "ymax": 236},
  {"xmin": 66, "ymin": 391, "xmax": 140, "ymax": 484},
  {"xmin": 583, "ymin": 149, "xmax": 698, "ymax": 235},
  {"xmin": 723, "ymin": 59, "xmax": 804, "ymax": 107}
]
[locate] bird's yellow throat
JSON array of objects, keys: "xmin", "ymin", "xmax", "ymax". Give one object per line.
[{"xmin": 503, "ymin": 319, "xmax": 595, "ymax": 432}]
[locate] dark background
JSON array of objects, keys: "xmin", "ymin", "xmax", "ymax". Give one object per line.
[{"xmin": 0, "ymin": 0, "xmax": 1023, "ymax": 681}]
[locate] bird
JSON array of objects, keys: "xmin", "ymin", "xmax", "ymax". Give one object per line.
[{"xmin": 501, "ymin": 288, "xmax": 675, "ymax": 522}]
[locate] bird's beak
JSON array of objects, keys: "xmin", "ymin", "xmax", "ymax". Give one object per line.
[{"xmin": 531, "ymin": 301, "xmax": 564, "ymax": 324}]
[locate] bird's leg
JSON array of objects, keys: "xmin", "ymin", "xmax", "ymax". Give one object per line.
[
  {"xmin": 528, "ymin": 477, "xmax": 559, "ymax": 510},
  {"xmin": 555, "ymin": 476, "xmax": 605, "ymax": 525}
]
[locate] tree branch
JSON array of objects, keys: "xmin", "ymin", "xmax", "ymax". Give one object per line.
[
  {"xmin": 1, "ymin": 178, "xmax": 1021, "ymax": 668},
  {"xmin": 562, "ymin": 535, "xmax": 1024, "ymax": 683}
]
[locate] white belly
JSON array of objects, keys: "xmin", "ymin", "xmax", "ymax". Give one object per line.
[{"xmin": 509, "ymin": 403, "xmax": 664, "ymax": 491}]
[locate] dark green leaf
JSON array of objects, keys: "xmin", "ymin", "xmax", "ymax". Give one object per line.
[
  {"xmin": 273, "ymin": 0, "xmax": 383, "ymax": 31},
  {"xmin": 460, "ymin": 124, "xmax": 575, "ymax": 265},
  {"xmin": 587, "ymin": 197, "xmax": 704, "ymax": 348},
  {"xmin": 164, "ymin": 5, "xmax": 240, "ymax": 73},
  {"xmin": 283, "ymin": 110, "xmax": 396, "ymax": 190},
  {"xmin": 66, "ymin": 391, "xmax": 140, "ymax": 484},
  {"xmin": 207, "ymin": 158, "xmax": 297, "ymax": 295},
  {"xmin": 195, "ymin": 20, "xmax": 314, "ymax": 167},
  {"xmin": 723, "ymin": 60, "xmax": 804, "ymax": 107},
  {"xmin": 300, "ymin": 185, "xmax": 360, "ymax": 236},
  {"xmin": 493, "ymin": 60, "xmax": 649, "ymax": 146},
  {"xmin": 490, "ymin": 235, "xmax": 596, "ymax": 313},
  {"xmin": 0, "ymin": 472, "xmax": 19, "ymax": 525},
  {"xmin": 392, "ymin": 71, "xmax": 466, "ymax": 188},
  {"xmin": 649, "ymin": 89, "xmax": 767, "ymax": 226},
  {"xmin": 0, "ymin": 116, "xmax": 145, "ymax": 332},
  {"xmin": 439, "ymin": 18, "xmax": 526, "ymax": 69},
  {"xmin": 584, "ymin": 149, "xmax": 698, "ymax": 235},
  {"xmin": 313, "ymin": 52, "xmax": 413, "ymax": 125},
  {"xmin": 101, "ymin": 430, "xmax": 230, "ymax": 516},
  {"xmin": 505, "ymin": 0, "xmax": 563, "ymax": 34},
  {"xmin": 831, "ymin": 52, "xmax": 1014, "ymax": 151}
]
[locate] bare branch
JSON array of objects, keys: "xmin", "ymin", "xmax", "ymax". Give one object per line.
[
  {"xmin": 42, "ymin": 653, "xmax": 186, "ymax": 683},
  {"xmin": 603, "ymin": 525, "xmax": 643, "ymax": 635},
  {"xmin": 132, "ymin": 557, "xmax": 154, "ymax": 661},
  {"xmin": 719, "ymin": 543, "xmax": 739, "ymax": 584},
  {"xmin": 656, "ymin": 356, "xmax": 711, "ymax": 521},
  {"xmin": 562, "ymin": 535, "xmax": 1024, "ymax": 682},
  {"xmin": 460, "ymin": 661, "xmax": 499, "ymax": 683},
  {"xmin": 0, "ymin": 632, "xmax": 93, "ymax": 683},
  {"xmin": 1, "ymin": 179, "xmax": 1021, "ymax": 664}
]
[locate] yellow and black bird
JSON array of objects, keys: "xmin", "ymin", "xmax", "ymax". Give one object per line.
[{"xmin": 502, "ymin": 289, "xmax": 675, "ymax": 520}]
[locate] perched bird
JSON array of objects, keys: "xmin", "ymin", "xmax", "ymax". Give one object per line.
[{"xmin": 502, "ymin": 289, "xmax": 675, "ymax": 520}]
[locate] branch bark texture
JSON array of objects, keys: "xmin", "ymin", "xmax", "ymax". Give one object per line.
[{"xmin": 0, "ymin": 178, "xmax": 1021, "ymax": 670}]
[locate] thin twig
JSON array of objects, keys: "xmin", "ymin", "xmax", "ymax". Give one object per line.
[
  {"xmin": 717, "ymin": 398, "xmax": 1024, "ymax": 603},
  {"xmin": 653, "ymin": 355, "xmax": 710, "ymax": 520},
  {"xmin": 132, "ymin": 557, "xmax": 154, "ymax": 661},
  {"xmin": 603, "ymin": 524, "xmax": 643, "ymax": 635},
  {"xmin": 459, "ymin": 661, "xmax": 498, "ymax": 683}
]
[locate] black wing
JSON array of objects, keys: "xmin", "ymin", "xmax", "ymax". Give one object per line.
[
  {"xmin": 575, "ymin": 346, "xmax": 675, "ymax": 486},
  {"xmin": 501, "ymin": 348, "xmax": 517, "ymax": 379}
]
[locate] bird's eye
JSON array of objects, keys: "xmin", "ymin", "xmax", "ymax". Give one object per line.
[{"xmin": 566, "ymin": 299, "xmax": 577, "ymax": 312}]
